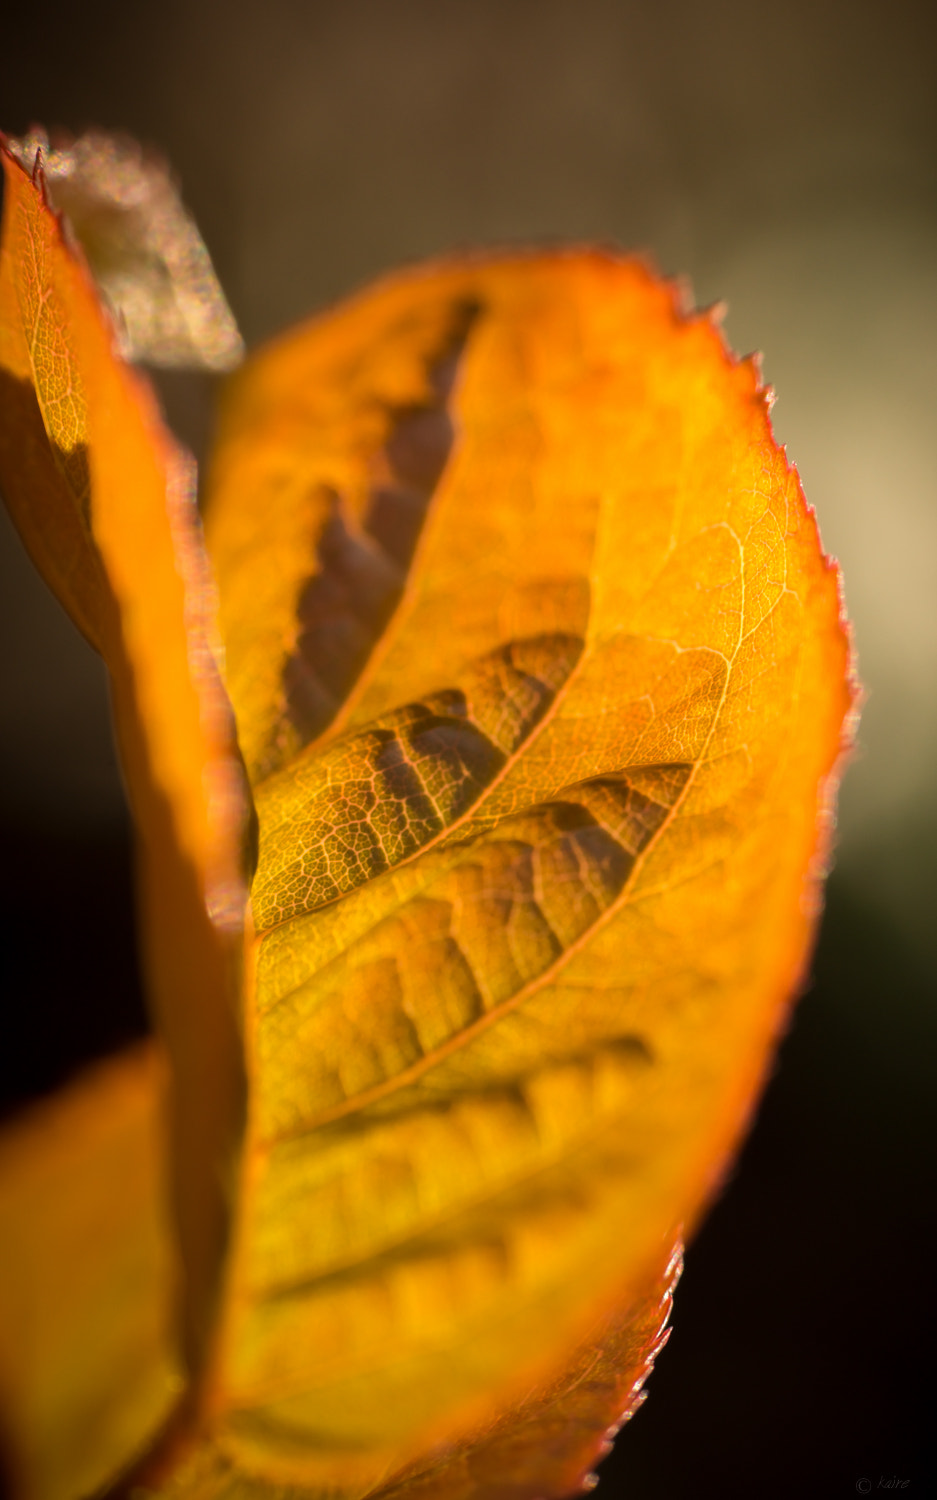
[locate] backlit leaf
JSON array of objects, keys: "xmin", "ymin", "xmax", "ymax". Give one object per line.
[
  {"xmin": 155, "ymin": 1237, "xmax": 682, "ymax": 1500},
  {"xmin": 0, "ymin": 1045, "xmax": 179, "ymax": 1500},
  {"xmin": 189, "ymin": 254, "xmax": 855, "ymax": 1493},
  {"xmin": 0, "ymin": 136, "xmax": 249, "ymax": 1372},
  {"xmin": 0, "ymin": 128, "xmax": 855, "ymax": 1496}
]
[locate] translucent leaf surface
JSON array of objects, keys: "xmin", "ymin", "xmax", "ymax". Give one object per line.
[
  {"xmin": 157, "ymin": 1239, "xmax": 681, "ymax": 1500},
  {"xmin": 190, "ymin": 254, "xmax": 855, "ymax": 1493},
  {"xmin": 0, "ymin": 137, "xmax": 248, "ymax": 1373},
  {"xmin": 0, "ymin": 126, "xmax": 856, "ymax": 1495},
  {"xmin": 0, "ymin": 1046, "xmax": 179, "ymax": 1500}
]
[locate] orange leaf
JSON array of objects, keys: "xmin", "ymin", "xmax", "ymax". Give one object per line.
[
  {"xmin": 0, "ymin": 136, "xmax": 249, "ymax": 1373},
  {"xmin": 1, "ymin": 136, "xmax": 856, "ymax": 1498},
  {"xmin": 0, "ymin": 1046, "xmax": 179, "ymax": 1500},
  {"xmin": 186, "ymin": 253, "xmax": 855, "ymax": 1493}
]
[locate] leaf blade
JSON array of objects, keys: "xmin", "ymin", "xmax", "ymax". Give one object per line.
[
  {"xmin": 0, "ymin": 1046, "xmax": 180, "ymax": 1500},
  {"xmin": 200, "ymin": 252, "xmax": 855, "ymax": 1492},
  {"xmin": 0, "ymin": 137, "xmax": 249, "ymax": 1376}
]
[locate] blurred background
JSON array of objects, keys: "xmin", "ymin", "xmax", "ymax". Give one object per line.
[{"xmin": 1, "ymin": 1, "xmax": 934, "ymax": 1494}]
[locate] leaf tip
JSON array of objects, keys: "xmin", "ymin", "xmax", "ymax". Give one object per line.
[{"xmin": 4, "ymin": 124, "xmax": 245, "ymax": 373}]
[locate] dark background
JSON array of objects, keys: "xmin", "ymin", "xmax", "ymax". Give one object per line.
[{"xmin": 1, "ymin": 2, "xmax": 935, "ymax": 1495}]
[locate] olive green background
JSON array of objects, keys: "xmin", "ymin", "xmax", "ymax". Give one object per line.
[{"xmin": 1, "ymin": 2, "xmax": 934, "ymax": 1494}]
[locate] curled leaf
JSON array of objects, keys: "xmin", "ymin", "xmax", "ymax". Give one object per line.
[{"xmin": 0, "ymin": 137, "xmax": 249, "ymax": 1374}]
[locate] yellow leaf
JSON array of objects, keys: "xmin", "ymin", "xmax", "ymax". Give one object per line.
[
  {"xmin": 0, "ymin": 137, "xmax": 249, "ymax": 1373},
  {"xmin": 0, "ymin": 1046, "xmax": 179, "ymax": 1500},
  {"xmin": 188, "ymin": 253, "xmax": 856, "ymax": 1493}
]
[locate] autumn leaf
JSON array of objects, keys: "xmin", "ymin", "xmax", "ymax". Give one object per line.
[
  {"xmin": 187, "ymin": 253, "xmax": 855, "ymax": 1494},
  {"xmin": 0, "ymin": 133, "xmax": 249, "ymax": 1380},
  {"xmin": 0, "ymin": 129, "xmax": 856, "ymax": 1500},
  {"xmin": 0, "ymin": 1047, "xmax": 179, "ymax": 1500}
]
